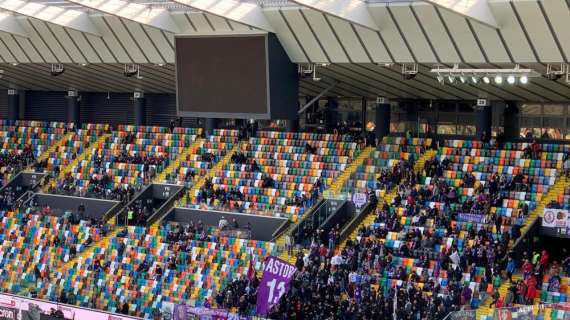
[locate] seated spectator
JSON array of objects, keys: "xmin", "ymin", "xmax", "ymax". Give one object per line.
[{"xmin": 531, "ymin": 140, "xmax": 541, "ymax": 159}]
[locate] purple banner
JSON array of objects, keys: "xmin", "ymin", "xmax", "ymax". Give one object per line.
[
  {"xmin": 458, "ymin": 213, "xmax": 485, "ymax": 223},
  {"xmin": 173, "ymin": 305, "xmax": 249, "ymax": 320},
  {"xmin": 256, "ymin": 256, "xmax": 296, "ymax": 316}
]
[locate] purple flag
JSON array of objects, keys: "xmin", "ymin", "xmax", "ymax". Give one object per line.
[
  {"xmin": 256, "ymin": 256, "xmax": 296, "ymax": 316},
  {"xmin": 458, "ymin": 213, "xmax": 485, "ymax": 223}
]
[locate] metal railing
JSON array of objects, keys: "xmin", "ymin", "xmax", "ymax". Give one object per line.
[
  {"xmin": 107, "ymin": 184, "xmax": 153, "ymax": 225},
  {"xmin": 146, "ymin": 186, "xmax": 186, "ymax": 227},
  {"xmin": 339, "ymin": 201, "xmax": 375, "ymax": 242},
  {"xmin": 271, "ymin": 198, "xmax": 325, "ymax": 242}
]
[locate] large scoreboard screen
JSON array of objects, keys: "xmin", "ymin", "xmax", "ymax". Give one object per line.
[{"xmin": 175, "ymin": 33, "xmax": 298, "ymax": 120}]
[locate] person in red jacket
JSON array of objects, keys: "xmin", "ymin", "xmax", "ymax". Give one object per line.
[
  {"xmin": 525, "ymin": 273, "xmax": 538, "ymax": 304},
  {"xmin": 522, "ymin": 259, "xmax": 533, "ymax": 280}
]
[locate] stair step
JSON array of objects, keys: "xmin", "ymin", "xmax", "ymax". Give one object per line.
[
  {"xmin": 336, "ymin": 149, "xmax": 435, "ymax": 252},
  {"xmin": 154, "ymin": 138, "xmax": 204, "ymax": 183}
]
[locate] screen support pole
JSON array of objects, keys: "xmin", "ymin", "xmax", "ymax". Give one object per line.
[{"xmin": 297, "ymin": 81, "xmax": 338, "ymax": 115}]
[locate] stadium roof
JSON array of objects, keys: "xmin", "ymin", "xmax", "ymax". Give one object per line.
[{"xmin": 0, "ymin": 0, "xmax": 567, "ymax": 101}]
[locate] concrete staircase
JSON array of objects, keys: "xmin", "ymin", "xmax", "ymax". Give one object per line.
[
  {"xmin": 414, "ymin": 149, "xmax": 436, "ymax": 174},
  {"xmin": 37, "ymin": 131, "xmax": 74, "ymax": 163},
  {"xmin": 477, "ymin": 273, "xmax": 523, "ymax": 318},
  {"xmin": 277, "ymin": 147, "xmax": 375, "ymax": 264},
  {"xmin": 338, "ymin": 188, "xmax": 398, "ymax": 252},
  {"xmin": 338, "ymin": 148, "xmax": 436, "ymax": 252},
  {"xmin": 275, "ymin": 204, "xmax": 318, "ymax": 264},
  {"xmin": 59, "ymin": 133, "xmax": 110, "ymax": 179},
  {"xmin": 325, "ymin": 146, "xmax": 375, "ymax": 196},
  {"xmin": 42, "ymin": 133, "xmax": 110, "ymax": 192},
  {"xmin": 55, "ymin": 228, "xmax": 120, "ymax": 277},
  {"xmin": 154, "ymin": 138, "xmax": 204, "ymax": 183},
  {"xmin": 180, "ymin": 142, "xmax": 241, "ymax": 206},
  {"xmin": 477, "ymin": 178, "xmax": 568, "ymax": 318},
  {"xmin": 519, "ymin": 177, "xmax": 567, "ymax": 237}
]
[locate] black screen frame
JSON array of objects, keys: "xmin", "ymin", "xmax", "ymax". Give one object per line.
[{"xmin": 175, "ymin": 32, "xmax": 271, "ymax": 119}]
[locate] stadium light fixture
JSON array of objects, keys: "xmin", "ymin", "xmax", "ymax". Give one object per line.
[
  {"xmin": 401, "ymin": 63, "xmax": 418, "ymax": 80},
  {"xmin": 431, "ymin": 64, "xmax": 540, "ymax": 85},
  {"xmin": 520, "ymin": 75, "xmax": 528, "ymax": 84},
  {"xmin": 507, "ymin": 75, "xmax": 515, "ymax": 84},
  {"xmin": 546, "ymin": 63, "xmax": 568, "ymax": 81},
  {"xmin": 436, "ymin": 75, "xmax": 444, "ymax": 84},
  {"xmin": 298, "ymin": 63, "xmax": 323, "ymax": 81},
  {"xmin": 448, "ymin": 75, "xmax": 455, "ymax": 84},
  {"xmin": 312, "ymin": 64, "xmax": 321, "ymax": 81},
  {"xmin": 124, "ymin": 64, "xmax": 143, "ymax": 79},
  {"xmin": 51, "ymin": 63, "xmax": 65, "ymax": 76}
]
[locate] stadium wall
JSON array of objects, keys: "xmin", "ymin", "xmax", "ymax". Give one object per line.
[
  {"xmin": 0, "ymin": 91, "xmax": 198, "ymax": 127},
  {"xmin": 0, "ymin": 91, "xmax": 8, "ymax": 119},
  {"xmin": 166, "ymin": 207, "xmax": 288, "ymax": 241}
]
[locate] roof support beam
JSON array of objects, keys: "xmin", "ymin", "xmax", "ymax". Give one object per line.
[
  {"xmin": 65, "ymin": 0, "xmax": 180, "ymax": 33},
  {"xmin": 0, "ymin": 13, "xmax": 29, "ymax": 37},
  {"xmin": 171, "ymin": 0, "xmax": 274, "ymax": 32},
  {"xmin": 0, "ymin": 0, "xmax": 101, "ymax": 36},
  {"xmin": 422, "ymin": 0, "xmax": 498, "ymax": 28},
  {"xmin": 289, "ymin": 0, "xmax": 380, "ymax": 31}
]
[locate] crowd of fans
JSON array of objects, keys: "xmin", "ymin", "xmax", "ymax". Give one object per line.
[
  {"xmin": 192, "ymin": 150, "xmax": 321, "ymax": 215},
  {"xmin": 45, "ymin": 131, "xmax": 168, "ymax": 200},
  {"xmin": 214, "ymin": 135, "xmax": 564, "ymax": 318},
  {"xmin": 2, "ymin": 121, "xmax": 569, "ymax": 320},
  {"xmin": 0, "ymin": 201, "xmax": 108, "ymax": 292},
  {"xmin": 0, "ymin": 186, "xmax": 21, "ymax": 211},
  {"xmin": 49, "ymin": 172, "xmax": 141, "ymax": 201},
  {"xmin": 487, "ymin": 249, "xmax": 570, "ymax": 308},
  {"xmin": 0, "ymin": 146, "xmax": 36, "ymax": 183},
  {"xmin": 218, "ymin": 236, "xmax": 465, "ymax": 319},
  {"xmin": 91, "ymin": 150, "xmax": 165, "ymax": 183}
]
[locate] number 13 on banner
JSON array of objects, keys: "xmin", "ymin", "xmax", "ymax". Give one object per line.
[
  {"xmin": 256, "ymin": 256, "xmax": 296, "ymax": 315},
  {"xmin": 266, "ymin": 279, "xmax": 286, "ymax": 304}
]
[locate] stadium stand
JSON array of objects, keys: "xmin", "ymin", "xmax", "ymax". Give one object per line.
[
  {"xmin": 42, "ymin": 124, "xmax": 109, "ymax": 174},
  {"xmin": 0, "ymin": 121, "xmax": 66, "ymax": 184},
  {"xmin": 186, "ymin": 131, "xmax": 360, "ymax": 218},
  {"xmin": 44, "ymin": 222, "xmax": 275, "ymax": 318},
  {"xmin": 0, "ymin": 204, "xmax": 107, "ymax": 295},
  {"xmin": 214, "ymin": 138, "xmax": 570, "ymax": 319},
  {"xmin": 163, "ymin": 129, "xmax": 238, "ymax": 189},
  {"xmin": 0, "ymin": 120, "xmax": 568, "ymax": 320},
  {"xmin": 51, "ymin": 126, "xmax": 200, "ymax": 200},
  {"xmin": 1, "ymin": 2, "xmax": 570, "ymax": 318}
]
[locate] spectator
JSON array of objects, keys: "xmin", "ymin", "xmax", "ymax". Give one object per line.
[
  {"xmin": 285, "ymin": 234, "xmax": 293, "ymax": 256},
  {"xmin": 531, "ymin": 140, "xmax": 541, "ymax": 159},
  {"xmin": 120, "ymin": 302, "xmax": 129, "ymax": 315},
  {"xmin": 219, "ymin": 216, "xmax": 228, "ymax": 230}
]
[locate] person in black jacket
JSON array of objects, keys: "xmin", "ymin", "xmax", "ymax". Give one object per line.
[{"xmin": 120, "ymin": 302, "xmax": 130, "ymax": 315}]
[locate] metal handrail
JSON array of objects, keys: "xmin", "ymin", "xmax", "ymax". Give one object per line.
[
  {"xmin": 339, "ymin": 201, "xmax": 375, "ymax": 241},
  {"xmin": 105, "ymin": 183, "xmax": 153, "ymax": 224},
  {"xmin": 146, "ymin": 186, "xmax": 186, "ymax": 227},
  {"xmin": 271, "ymin": 198, "xmax": 326, "ymax": 242}
]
